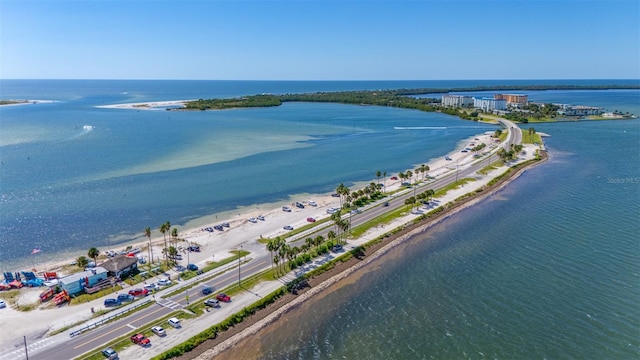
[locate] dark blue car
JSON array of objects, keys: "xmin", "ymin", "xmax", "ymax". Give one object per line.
[
  {"xmin": 187, "ymin": 264, "xmax": 198, "ymax": 271},
  {"xmin": 104, "ymin": 298, "xmax": 121, "ymax": 307}
]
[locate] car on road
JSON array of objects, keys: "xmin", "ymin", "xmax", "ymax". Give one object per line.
[
  {"xmin": 187, "ymin": 245, "xmax": 200, "ymax": 252},
  {"xmin": 383, "ymin": 202, "xmax": 389, "ymax": 207},
  {"xmin": 201, "ymin": 285, "xmax": 213, "ymax": 295},
  {"xmin": 151, "ymin": 326, "xmax": 166, "ymax": 336},
  {"xmin": 168, "ymin": 317, "xmax": 181, "ymax": 328},
  {"xmin": 117, "ymin": 294, "xmax": 134, "ymax": 302},
  {"xmin": 306, "ymin": 217, "xmax": 316, "ymax": 222},
  {"xmin": 308, "ymin": 201, "xmax": 317, "ymax": 206},
  {"xmin": 283, "ymin": 225, "xmax": 294, "ymax": 231},
  {"xmin": 204, "ymin": 298, "xmax": 220, "ymax": 307},
  {"xmin": 104, "ymin": 298, "xmax": 121, "ymax": 307},
  {"xmin": 128, "ymin": 288, "xmax": 149, "ymax": 297},
  {"xmin": 350, "ymin": 208, "xmax": 361, "ymax": 214},
  {"xmin": 187, "ymin": 263, "xmax": 198, "ymax": 271},
  {"xmin": 282, "ymin": 206, "xmax": 291, "ymax": 212},
  {"xmin": 130, "ymin": 333, "xmax": 150, "ymax": 346},
  {"xmin": 158, "ymin": 278, "xmax": 172, "ymax": 286},
  {"xmin": 0, "ymin": 300, "xmax": 6, "ymax": 309},
  {"xmin": 101, "ymin": 347, "xmax": 118, "ymax": 359},
  {"xmin": 216, "ymin": 293, "xmax": 231, "ymax": 302}
]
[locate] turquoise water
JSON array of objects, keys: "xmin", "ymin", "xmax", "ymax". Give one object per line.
[
  {"xmin": 2, "ymin": 80, "xmax": 500, "ymax": 268},
  {"xmin": 1, "ymin": 80, "xmax": 639, "ymax": 357},
  {"xmin": 219, "ymin": 118, "xmax": 640, "ymax": 360}
]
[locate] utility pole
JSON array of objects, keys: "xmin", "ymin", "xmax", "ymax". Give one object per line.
[
  {"xmin": 238, "ymin": 245, "xmax": 242, "ymax": 287},
  {"xmin": 24, "ymin": 336, "xmax": 28, "ymax": 360}
]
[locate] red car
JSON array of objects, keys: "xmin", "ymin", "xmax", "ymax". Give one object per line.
[
  {"xmin": 390, "ymin": 176, "xmax": 398, "ymax": 180},
  {"xmin": 216, "ymin": 293, "xmax": 231, "ymax": 302},
  {"xmin": 128, "ymin": 288, "xmax": 149, "ymax": 297},
  {"xmin": 306, "ymin": 217, "xmax": 316, "ymax": 222},
  {"xmin": 130, "ymin": 333, "xmax": 150, "ymax": 346}
]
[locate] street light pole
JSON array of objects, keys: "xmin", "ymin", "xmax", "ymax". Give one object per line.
[{"xmin": 238, "ymin": 245, "xmax": 242, "ymax": 287}]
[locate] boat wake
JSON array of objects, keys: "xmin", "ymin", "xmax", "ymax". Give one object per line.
[{"xmin": 394, "ymin": 126, "xmax": 447, "ymax": 130}]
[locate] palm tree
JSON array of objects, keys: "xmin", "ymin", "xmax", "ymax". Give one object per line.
[
  {"xmin": 160, "ymin": 223, "xmax": 168, "ymax": 265},
  {"xmin": 168, "ymin": 246, "xmax": 178, "ymax": 265},
  {"xmin": 327, "ymin": 230, "xmax": 336, "ymax": 246},
  {"xmin": 145, "ymin": 227, "xmax": 153, "ymax": 264},
  {"xmin": 305, "ymin": 237, "xmax": 314, "ymax": 251},
  {"xmin": 76, "ymin": 256, "xmax": 89, "ymax": 269},
  {"xmin": 528, "ymin": 127, "xmax": 536, "ymax": 142},
  {"xmin": 171, "ymin": 228, "xmax": 178, "ymax": 248},
  {"xmin": 273, "ymin": 256, "xmax": 280, "ymax": 276},
  {"xmin": 420, "ymin": 164, "xmax": 429, "ymax": 180},
  {"xmin": 376, "ymin": 170, "xmax": 381, "ymax": 185},
  {"xmin": 336, "ymin": 183, "xmax": 347, "ymax": 208},
  {"xmin": 266, "ymin": 238, "xmax": 279, "ymax": 269},
  {"xmin": 314, "ymin": 235, "xmax": 324, "ymax": 249},
  {"xmin": 383, "ymin": 171, "xmax": 387, "ymax": 192},
  {"xmin": 87, "ymin": 247, "xmax": 99, "ymax": 266}
]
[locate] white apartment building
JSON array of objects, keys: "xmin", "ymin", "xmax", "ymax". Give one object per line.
[
  {"xmin": 473, "ymin": 97, "xmax": 507, "ymax": 111},
  {"xmin": 441, "ymin": 94, "xmax": 474, "ymax": 107}
]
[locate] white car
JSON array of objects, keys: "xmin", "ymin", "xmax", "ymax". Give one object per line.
[
  {"xmin": 144, "ymin": 283, "xmax": 159, "ymax": 291},
  {"xmin": 151, "ymin": 326, "xmax": 166, "ymax": 336},
  {"xmin": 0, "ymin": 300, "xmax": 6, "ymax": 308},
  {"xmin": 326, "ymin": 207, "xmax": 340, "ymax": 214},
  {"xmin": 248, "ymin": 217, "xmax": 257, "ymax": 223},
  {"xmin": 157, "ymin": 278, "xmax": 172, "ymax": 286},
  {"xmin": 308, "ymin": 201, "xmax": 317, "ymax": 206}
]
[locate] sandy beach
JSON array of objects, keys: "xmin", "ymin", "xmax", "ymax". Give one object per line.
[
  {"xmin": 0, "ymin": 126, "xmax": 542, "ymax": 358},
  {"xmin": 95, "ymin": 100, "xmax": 192, "ymax": 110}
]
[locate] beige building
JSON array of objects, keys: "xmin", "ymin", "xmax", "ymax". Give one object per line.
[{"xmin": 494, "ymin": 94, "xmax": 528, "ymax": 105}]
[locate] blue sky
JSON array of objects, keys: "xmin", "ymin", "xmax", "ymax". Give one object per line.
[{"xmin": 1, "ymin": 0, "xmax": 639, "ymax": 80}]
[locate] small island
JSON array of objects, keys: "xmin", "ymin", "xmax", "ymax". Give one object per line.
[{"xmin": 178, "ymin": 84, "xmax": 639, "ymax": 123}]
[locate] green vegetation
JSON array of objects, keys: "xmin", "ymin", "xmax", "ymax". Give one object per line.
[
  {"xmin": 184, "ymin": 95, "xmax": 281, "ymax": 110},
  {"xmin": 0, "ymin": 100, "xmax": 27, "ymax": 105},
  {"xmin": 477, "ymin": 161, "xmax": 503, "ymax": 175}
]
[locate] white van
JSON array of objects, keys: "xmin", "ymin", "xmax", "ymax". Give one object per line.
[{"xmin": 168, "ymin": 317, "xmax": 181, "ymax": 328}]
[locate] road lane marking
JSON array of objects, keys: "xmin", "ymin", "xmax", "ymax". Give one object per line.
[
  {"xmin": 73, "ymin": 305, "xmax": 169, "ymax": 349},
  {"xmin": 126, "ymin": 324, "xmax": 136, "ymax": 330}
]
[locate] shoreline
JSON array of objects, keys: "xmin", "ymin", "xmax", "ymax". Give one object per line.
[
  {"xmin": 186, "ymin": 150, "xmax": 550, "ymax": 360},
  {"xmin": 3, "ymin": 129, "xmax": 502, "ymax": 276}
]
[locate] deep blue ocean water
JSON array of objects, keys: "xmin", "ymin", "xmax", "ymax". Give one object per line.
[{"xmin": 1, "ymin": 80, "xmax": 639, "ymax": 358}]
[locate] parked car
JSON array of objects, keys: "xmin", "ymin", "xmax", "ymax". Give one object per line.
[
  {"xmin": 167, "ymin": 317, "xmax": 181, "ymax": 328},
  {"xmin": 283, "ymin": 225, "xmax": 294, "ymax": 231},
  {"xmin": 101, "ymin": 347, "xmax": 118, "ymax": 359},
  {"xmin": 282, "ymin": 206, "xmax": 291, "ymax": 212},
  {"xmin": 248, "ymin": 217, "xmax": 257, "ymax": 223},
  {"xmin": 216, "ymin": 293, "xmax": 231, "ymax": 302},
  {"xmin": 306, "ymin": 217, "xmax": 316, "ymax": 222},
  {"xmin": 308, "ymin": 200, "xmax": 317, "ymax": 206},
  {"xmin": 128, "ymin": 288, "xmax": 149, "ymax": 297},
  {"xmin": 204, "ymin": 298, "xmax": 220, "ymax": 307},
  {"xmin": 187, "ymin": 263, "xmax": 198, "ymax": 271},
  {"xmin": 157, "ymin": 278, "xmax": 172, "ymax": 286},
  {"xmin": 295, "ymin": 202, "xmax": 305, "ymax": 209},
  {"xmin": 117, "ymin": 294, "xmax": 134, "ymax": 302},
  {"xmin": 0, "ymin": 300, "xmax": 6, "ymax": 309},
  {"xmin": 176, "ymin": 265, "xmax": 186, "ymax": 272},
  {"xmin": 169, "ymin": 254, "xmax": 183, "ymax": 261},
  {"xmin": 326, "ymin": 207, "xmax": 340, "ymax": 214},
  {"xmin": 104, "ymin": 298, "xmax": 121, "ymax": 307},
  {"xmin": 151, "ymin": 326, "xmax": 166, "ymax": 336},
  {"xmin": 201, "ymin": 285, "xmax": 213, "ymax": 295},
  {"xmin": 130, "ymin": 333, "xmax": 150, "ymax": 346},
  {"xmin": 390, "ymin": 176, "xmax": 398, "ymax": 180},
  {"xmin": 332, "ymin": 244, "xmax": 344, "ymax": 252},
  {"xmin": 222, "ymin": 222, "xmax": 230, "ymax": 228},
  {"xmin": 187, "ymin": 245, "xmax": 200, "ymax": 252},
  {"xmin": 144, "ymin": 283, "xmax": 159, "ymax": 291},
  {"xmin": 257, "ymin": 215, "xmax": 265, "ymax": 221}
]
